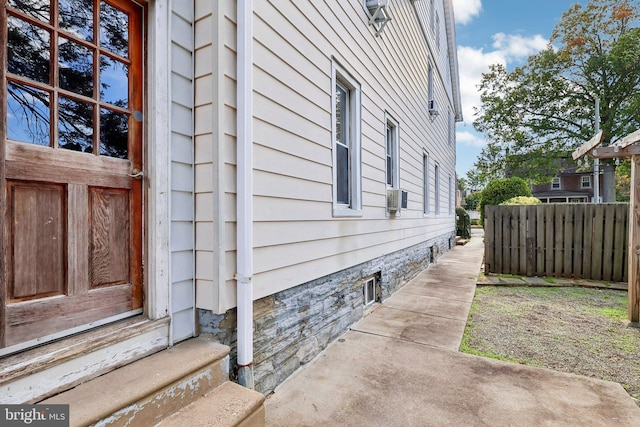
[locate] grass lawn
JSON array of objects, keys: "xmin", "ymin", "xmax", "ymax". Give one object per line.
[{"xmin": 461, "ymin": 286, "xmax": 640, "ymax": 403}]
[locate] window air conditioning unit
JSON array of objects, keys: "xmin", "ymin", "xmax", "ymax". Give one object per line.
[
  {"xmin": 365, "ymin": 0, "xmax": 391, "ymax": 37},
  {"xmin": 387, "ymin": 189, "xmax": 408, "ymax": 213},
  {"xmin": 428, "ymin": 99, "xmax": 439, "ymax": 116}
]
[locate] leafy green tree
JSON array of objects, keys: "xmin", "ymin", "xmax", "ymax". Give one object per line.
[
  {"xmin": 457, "ymin": 177, "xmax": 468, "ymax": 192},
  {"xmin": 499, "ymin": 196, "xmax": 542, "ymax": 206},
  {"xmin": 465, "ymin": 144, "xmax": 507, "ymax": 188},
  {"xmin": 464, "ymin": 191, "xmax": 482, "ymax": 211},
  {"xmin": 616, "ymin": 158, "xmax": 631, "ymax": 201},
  {"xmin": 480, "ymin": 177, "xmax": 531, "ymax": 221},
  {"xmin": 456, "ymin": 208, "xmax": 471, "ymax": 239},
  {"xmin": 473, "ymin": 0, "xmax": 640, "ymax": 202}
]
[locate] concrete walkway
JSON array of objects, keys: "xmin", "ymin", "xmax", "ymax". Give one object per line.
[{"xmin": 265, "ymin": 229, "xmax": 640, "ymax": 426}]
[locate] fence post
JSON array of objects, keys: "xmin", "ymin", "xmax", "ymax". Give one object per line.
[
  {"xmin": 485, "ymin": 207, "xmax": 494, "ymax": 273},
  {"xmin": 526, "ymin": 205, "xmax": 536, "ymax": 276},
  {"xmin": 629, "ymin": 155, "xmax": 640, "ymax": 322}
]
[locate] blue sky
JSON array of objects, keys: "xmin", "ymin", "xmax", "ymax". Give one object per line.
[{"xmin": 453, "ymin": 0, "xmax": 582, "ymax": 180}]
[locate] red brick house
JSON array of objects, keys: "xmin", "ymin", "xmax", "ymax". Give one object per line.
[{"xmin": 531, "ymin": 158, "xmax": 602, "ymax": 203}]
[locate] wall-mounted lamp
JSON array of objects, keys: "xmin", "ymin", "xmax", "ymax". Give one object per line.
[
  {"xmin": 428, "ymin": 99, "xmax": 440, "ymax": 117},
  {"xmin": 365, "ymin": 0, "xmax": 392, "ymax": 37}
]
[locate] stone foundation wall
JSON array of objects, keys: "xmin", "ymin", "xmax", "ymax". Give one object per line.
[{"xmin": 198, "ymin": 232, "xmax": 455, "ymax": 394}]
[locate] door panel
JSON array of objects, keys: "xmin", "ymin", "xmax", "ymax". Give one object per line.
[
  {"xmin": 1, "ymin": 0, "xmax": 144, "ymax": 350},
  {"xmin": 4, "ymin": 284, "xmax": 133, "ymax": 346},
  {"xmin": 89, "ymin": 187, "xmax": 130, "ymax": 288},
  {"xmin": 9, "ymin": 182, "xmax": 66, "ymax": 301}
]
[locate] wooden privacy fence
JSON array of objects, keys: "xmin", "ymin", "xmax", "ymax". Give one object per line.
[{"xmin": 485, "ymin": 204, "xmax": 629, "ymax": 282}]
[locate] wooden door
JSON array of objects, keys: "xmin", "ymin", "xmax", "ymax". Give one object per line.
[{"xmin": 1, "ymin": 0, "xmax": 144, "ymax": 350}]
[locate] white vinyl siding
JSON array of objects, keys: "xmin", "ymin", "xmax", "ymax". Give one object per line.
[
  {"xmin": 415, "ymin": 0, "xmax": 457, "ymax": 115},
  {"xmin": 194, "ymin": 0, "xmax": 458, "ymax": 312},
  {"xmin": 193, "ymin": 0, "xmax": 234, "ymax": 313},
  {"xmin": 170, "ymin": 1, "xmax": 195, "ymax": 342}
]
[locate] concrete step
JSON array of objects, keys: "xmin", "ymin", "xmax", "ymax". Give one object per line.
[
  {"xmin": 158, "ymin": 381, "xmax": 265, "ymax": 427},
  {"xmin": 40, "ymin": 336, "xmax": 263, "ymax": 426}
]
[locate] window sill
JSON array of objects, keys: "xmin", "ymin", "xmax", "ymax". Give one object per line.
[{"xmin": 333, "ymin": 207, "xmax": 362, "ymax": 218}]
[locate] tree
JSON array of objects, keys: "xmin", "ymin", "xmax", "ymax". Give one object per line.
[
  {"xmin": 464, "ymin": 191, "xmax": 482, "ymax": 211},
  {"xmin": 457, "ymin": 177, "xmax": 468, "ymax": 192},
  {"xmin": 465, "ymin": 143, "xmax": 507, "ymax": 188},
  {"xmin": 473, "ymin": 0, "xmax": 640, "ymax": 202},
  {"xmin": 456, "ymin": 207, "xmax": 471, "ymax": 239},
  {"xmin": 480, "ymin": 177, "xmax": 531, "ymax": 222},
  {"xmin": 616, "ymin": 158, "xmax": 631, "ymax": 201}
]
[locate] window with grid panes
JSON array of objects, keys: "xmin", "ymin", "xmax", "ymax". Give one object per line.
[{"xmin": 5, "ymin": 0, "xmax": 142, "ymax": 158}]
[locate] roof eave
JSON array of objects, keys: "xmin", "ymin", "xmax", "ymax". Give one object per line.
[{"xmin": 443, "ymin": 0, "xmax": 463, "ymax": 122}]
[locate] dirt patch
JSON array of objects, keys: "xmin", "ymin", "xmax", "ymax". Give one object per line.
[{"xmin": 461, "ymin": 285, "xmax": 640, "ymax": 404}]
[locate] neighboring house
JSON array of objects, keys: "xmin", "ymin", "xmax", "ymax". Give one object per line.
[
  {"xmin": 530, "ymin": 157, "xmax": 601, "ymax": 203},
  {"xmin": 1, "ymin": 0, "xmax": 461, "ymax": 415}
]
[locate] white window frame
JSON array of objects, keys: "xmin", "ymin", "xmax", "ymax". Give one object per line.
[
  {"xmin": 332, "ymin": 60, "xmax": 362, "ymax": 217},
  {"xmin": 430, "ymin": 0, "xmax": 435, "ymax": 32},
  {"xmin": 435, "ymin": 163, "xmax": 440, "ymax": 215},
  {"xmin": 448, "ymin": 110, "xmax": 454, "ymax": 147},
  {"xmin": 428, "ymin": 64, "xmax": 434, "ymax": 105},
  {"xmin": 435, "ymin": 11, "xmax": 440, "ymax": 49},
  {"xmin": 448, "ymin": 175, "xmax": 453, "ymax": 215},
  {"xmin": 423, "ymin": 152, "xmax": 429, "ymax": 215},
  {"xmin": 385, "ymin": 113, "xmax": 400, "ymax": 189},
  {"xmin": 581, "ymin": 175, "xmax": 591, "ymax": 188},
  {"xmin": 363, "ymin": 276, "xmax": 377, "ymax": 306},
  {"xmin": 552, "ymin": 177, "xmax": 561, "ymax": 190}
]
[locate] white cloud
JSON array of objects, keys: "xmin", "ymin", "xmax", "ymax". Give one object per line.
[
  {"xmin": 491, "ymin": 33, "xmax": 548, "ymax": 61},
  {"xmin": 457, "ymin": 130, "xmax": 487, "ymax": 147},
  {"xmin": 456, "ymin": 34, "xmax": 548, "ymax": 130},
  {"xmin": 453, "ymin": 0, "xmax": 482, "ymax": 25},
  {"xmin": 457, "ymin": 45, "xmax": 506, "ymax": 126}
]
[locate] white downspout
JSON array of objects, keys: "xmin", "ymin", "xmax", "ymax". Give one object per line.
[{"xmin": 236, "ymin": 0, "xmax": 255, "ymax": 389}]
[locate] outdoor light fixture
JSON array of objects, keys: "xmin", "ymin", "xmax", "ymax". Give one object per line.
[
  {"xmin": 365, "ymin": 0, "xmax": 392, "ymax": 37},
  {"xmin": 428, "ymin": 99, "xmax": 440, "ymax": 117}
]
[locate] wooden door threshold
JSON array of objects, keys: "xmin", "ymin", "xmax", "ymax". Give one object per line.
[{"xmin": 0, "ymin": 315, "xmax": 170, "ymax": 403}]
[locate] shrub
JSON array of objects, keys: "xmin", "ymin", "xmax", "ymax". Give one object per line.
[
  {"xmin": 480, "ymin": 177, "xmax": 531, "ymax": 222},
  {"xmin": 464, "ymin": 191, "xmax": 482, "ymax": 211},
  {"xmin": 499, "ymin": 196, "xmax": 541, "ymax": 206},
  {"xmin": 456, "ymin": 207, "xmax": 471, "ymax": 239}
]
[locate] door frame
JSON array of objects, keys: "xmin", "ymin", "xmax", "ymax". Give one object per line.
[
  {"xmin": 144, "ymin": 0, "xmax": 171, "ymax": 325},
  {"xmin": 0, "ymin": 0, "xmax": 173, "ymax": 357},
  {"xmin": 0, "ymin": 2, "xmax": 175, "ymax": 404}
]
